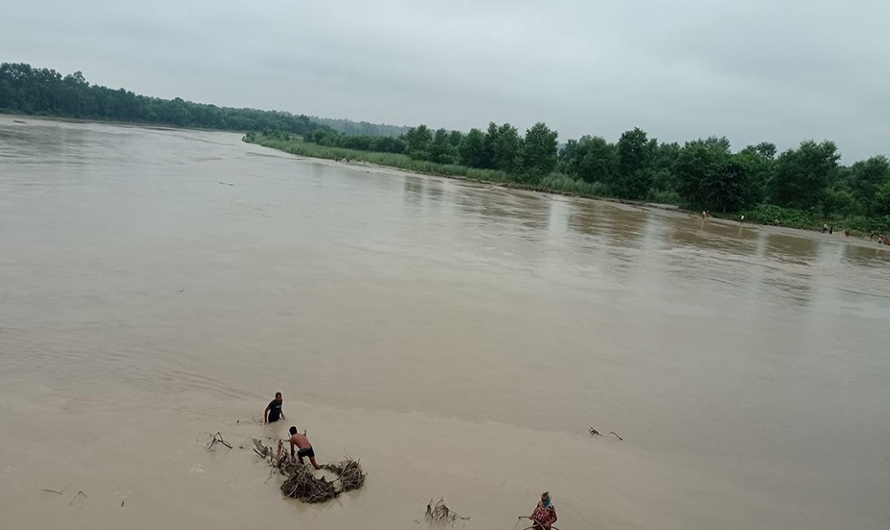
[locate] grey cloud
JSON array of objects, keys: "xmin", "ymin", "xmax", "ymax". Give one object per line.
[{"xmin": 1, "ymin": 0, "xmax": 888, "ymax": 160}]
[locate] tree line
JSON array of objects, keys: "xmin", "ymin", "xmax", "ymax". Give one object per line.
[
  {"xmin": 308, "ymin": 116, "xmax": 409, "ymax": 138},
  {"xmin": 305, "ymin": 123, "xmax": 890, "ymax": 231},
  {"xmin": 0, "ymin": 63, "xmax": 324, "ymax": 135}
]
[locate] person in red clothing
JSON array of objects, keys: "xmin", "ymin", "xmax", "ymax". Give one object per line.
[{"xmin": 529, "ymin": 491, "xmax": 558, "ymax": 530}]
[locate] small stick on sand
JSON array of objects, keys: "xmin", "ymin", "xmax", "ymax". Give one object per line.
[{"xmin": 69, "ymin": 490, "xmax": 87, "ymax": 506}]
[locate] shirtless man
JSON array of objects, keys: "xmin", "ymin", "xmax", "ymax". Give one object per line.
[{"xmin": 288, "ymin": 426, "xmax": 321, "ymax": 469}]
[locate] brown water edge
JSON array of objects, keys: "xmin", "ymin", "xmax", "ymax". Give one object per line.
[
  {"xmin": 0, "ymin": 111, "xmax": 233, "ymax": 134},
  {"xmin": 270, "ymin": 144, "xmax": 890, "ymax": 253},
  {"xmin": 1, "ymin": 116, "xmax": 889, "ymax": 530}
]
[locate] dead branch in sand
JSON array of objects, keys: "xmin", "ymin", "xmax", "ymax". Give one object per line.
[
  {"xmin": 206, "ymin": 432, "xmax": 232, "ymax": 450},
  {"xmin": 610, "ymin": 431, "xmax": 623, "ymax": 441},
  {"xmin": 426, "ymin": 498, "xmax": 469, "ymax": 524},
  {"xmin": 69, "ymin": 490, "xmax": 87, "ymax": 507}
]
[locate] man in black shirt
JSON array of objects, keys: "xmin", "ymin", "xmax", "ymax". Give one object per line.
[{"xmin": 264, "ymin": 392, "xmax": 286, "ymax": 424}]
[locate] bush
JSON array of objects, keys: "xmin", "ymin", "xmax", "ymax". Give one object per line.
[
  {"xmin": 842, "ymin": 216, "xmax": 890, "ymax": 235},
  {"xmin": 649, "ymin": 189, "xmax": 682, "ymax": 206},
  {"xmin": 742, "ymin": 204, "xmax": 815, "ymax": 228}
]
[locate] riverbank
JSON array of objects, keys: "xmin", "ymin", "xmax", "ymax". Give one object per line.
[
  {"xmin": 242, "ymin": 132, "xmax": 683, "ymax": 210},
  {"xmin": 243, "ymin": 132, "xmax": 890, "ymax": 243},
  {"xmin": 0, "ymin": 112, "xmax": 236, "ymax": 134}
]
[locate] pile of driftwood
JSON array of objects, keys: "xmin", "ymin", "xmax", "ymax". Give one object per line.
[
  {"xmin": 281, "ymin": 464, "xmax": 339, "ymax": 503},
  {"xmin": 253, "ymin": 439, "xmax": 366, "ymax": 503},
  {"xmin": 321, "ymin": 459, "xmax": 366, "ymax": 492}
]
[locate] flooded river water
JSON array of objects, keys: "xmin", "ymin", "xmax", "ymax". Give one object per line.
[{"xmin": 1, "ymin": 116, "xmax": 888, "ymax": 530}]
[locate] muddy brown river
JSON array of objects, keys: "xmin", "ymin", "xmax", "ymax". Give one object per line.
[{"xmin": 1, "ymin": 115, "xmax": 888, "ymax": 530}]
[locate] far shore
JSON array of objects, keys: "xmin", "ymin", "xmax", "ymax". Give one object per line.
[
  {"xmin": 247, "ymin": 139, "xmax": 890, "ymax": 253},
  {"xmin": 0, "ymin": 112, "xmax": 240, "ymax": 135}
]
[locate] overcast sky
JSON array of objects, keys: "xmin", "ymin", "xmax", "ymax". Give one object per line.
[{"xmin": 2, "ymin": 0, "xmax": 888, "ymax": 160}]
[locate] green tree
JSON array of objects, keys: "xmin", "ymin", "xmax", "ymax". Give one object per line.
[
  {"xmin": 572, "ymin": 136, "xmax": 616, "ymax": 184},
  {"xmin": 822, "ymin": 187, "xmax": 855, "ymax": 219},
  {"xmin": 448, "ymin": 130, "xmax": 463, "ymax": 148},
  {"xmin": 487, "ymin": 123, "xmax": 521, "ymax": 172},
  {"xmin": 708, "ymin": 156, "xmax": 753, "ymax": 213},
  {"xmin": 611, "ymin": 127, "xmax": 653, "ymax": 199},
  {"xmin": 558, "ymin": 139, "xmax": 578, "ymax": 173},
  {"xmin": 430, "ymin": 128, "xmax": 456, "ymax": 164},
  {"xmin": 674, "ymin": 138, "xmax": 731, "ymax": 208},
  {"xmin": 649, "ymin": 141, "xmax": 681, "ymax": 195},
  {"xmin": 518, "ymin": 122, "xmax": 558, "ymax": 183},
  {"xmin": 754, "ymin": 142, "xmax": 777, "ymax": 159},
  {"xmin": 772, "ymin": 140, "xmax": 839, "ymax": 210},
  {"xmin": 403, "ymin": 125, "xmax": 433, "ymax": 160},
  {"xmin": 735, "ymin": 144, "xmax": 775, "ymax": 206},
  {"xmin": 875, "ymin": 181, "xmax": 890, "ymax": 216},
  {"xmin": 458, "ymin": 128, "xmax": 489, "ymax": 168},
  {"xmin": 850, "ymin": 155, "xmax": 890, "ymax": 217}
]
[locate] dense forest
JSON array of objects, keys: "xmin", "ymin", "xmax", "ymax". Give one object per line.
[
  {"xmin": 288, "ymin": 122, "xmax": 890, "ymax": 233},
  {"xmin": 309, "ymin": 116, "xmax": 409, "ymax": 138},
  {"xmin": 0, "ymin": 63, "xmax": 324, "ymax": 135}
]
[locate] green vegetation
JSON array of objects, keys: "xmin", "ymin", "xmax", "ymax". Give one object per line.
[
  {"xmin": 0, "ymin": 63, "xmax": 324, "ymax": 134},
  {"xmin": 308, "ymin": 116, "xmax": 409, "ymax": 138},
  {"xmin": 245, "ymin": 132, "xmax": 510, "ymax": 183}
]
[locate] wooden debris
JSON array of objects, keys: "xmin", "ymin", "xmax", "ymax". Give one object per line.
[
  {"xmin": 207, "ymin": 432, "xmax": 232, "ymax": 450},
  {"xmin": 321, "ymin": 459, "xmax": 366, "ymax": 492},
  {"xmin": 610, "ymin": 431, "xmax": 623, "ymax": 441},
  {"xmin": 426, "ymin": 498, "xmax": 469, "ymax": 524},
  {"xmin": 69, "ymin": 490, "xmax": 87, "ymax": 507},
  {"xmin": 280, "ymin": 464, "xmax": 339, "ymax": 503}
]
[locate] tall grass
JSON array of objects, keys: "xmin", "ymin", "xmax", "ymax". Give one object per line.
[{"xmin": 247, "ymin": 134, "xmax": 510, "ymax": 183}]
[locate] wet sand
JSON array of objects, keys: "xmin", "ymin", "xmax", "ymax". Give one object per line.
[{"xmin": 1, "ymin": 116, "xmax": 888, "ymax": 529}]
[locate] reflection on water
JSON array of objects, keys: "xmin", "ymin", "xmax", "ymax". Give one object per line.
[{"xmin": 1, "ymin": 116, "xmax": 889, "ymax": 530}]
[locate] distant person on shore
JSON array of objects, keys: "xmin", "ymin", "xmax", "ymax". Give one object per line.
[
  {"xmin": 829, "ymin": 226, "xmax": 834, "ymax": 235},
  {"xmin": 529, "ymin": 492, "xmax": 558, "ymax": 530},
  {"xmin": 879, "ymin": 233, "xmax": 885, "ymax": 245},
  {"xmin": 264, "ymin": 392, "xmax": 285, "ymax": 424},
  {"xmin": 289, "ymin": 426, "xmax": 321, "ymax": 469},
  {"xmin": 822, "ymin": 223, "xmax": 828, "ymax": 233}
]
